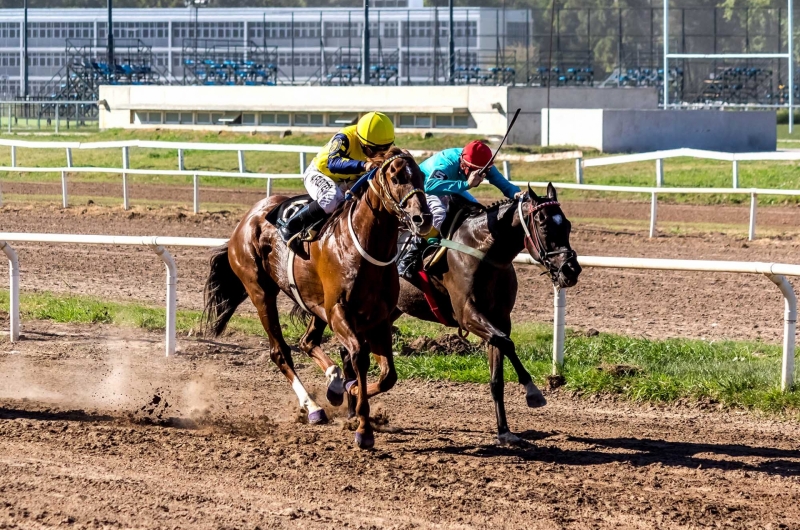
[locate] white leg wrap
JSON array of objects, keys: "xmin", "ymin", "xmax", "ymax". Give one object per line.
[{"xmin": 291, "ymin": 376, "xmax": 321, "ymax": 412}]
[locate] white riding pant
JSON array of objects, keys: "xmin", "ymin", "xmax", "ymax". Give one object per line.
[
  {"xmin": 303, "ymin": 166, "xmax": 355, "ymax": 214},
  {"xmin": 426, "ymin": 194, "xmax": 449, "ymax": 232}
]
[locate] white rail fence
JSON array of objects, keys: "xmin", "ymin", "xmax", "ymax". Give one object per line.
[
  {"xmin": 1, "ymin": 139, "xmax": 799, "ymax": 239},
  {"xmin": 1, "ymin": 233, "xmax": 797, "ymax": 391},
  {"xmin": 515, "ymin": 180, "xmax": 800, "ymax": 241}
]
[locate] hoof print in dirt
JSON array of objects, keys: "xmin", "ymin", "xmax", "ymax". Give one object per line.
[
  {"xmin": 545, "ymin": 374, "xmax": 566, "ymax": 391},
  {"xmin": 400, "ymin": 334, "xmax": 476, "ymax": 356}
]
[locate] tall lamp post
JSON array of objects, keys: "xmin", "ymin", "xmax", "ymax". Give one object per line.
[
  {"xmin": 448, "ymin": 0, "xmax": 454, "ymax": 85},
  {"xmin": 107, "ymin": 0, "xmax": 114, "ymax": 72},
  {"xmin": 185, "ymin": 0, "xmax": 209, "ymax": 74},
  {"xmin": 362, "ymin": 0, "xmax": 370, "ymax": 85}
]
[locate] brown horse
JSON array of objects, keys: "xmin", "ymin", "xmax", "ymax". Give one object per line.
[
  {"xmin": 392, "ymin": 183, "xmax": 581, "ymax": 445},
  {"xmin": 203, "ymin": 147, "xmax": 432, "ymax": 449}
]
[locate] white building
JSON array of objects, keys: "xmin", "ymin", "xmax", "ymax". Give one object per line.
[{"xmin": 0, "ymin": 2, "xmax": 533, "ymax": 97}]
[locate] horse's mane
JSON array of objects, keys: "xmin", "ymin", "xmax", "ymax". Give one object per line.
[{"xmin": 315, "ymin": 146, "xmax": 409, "ymax": 237}]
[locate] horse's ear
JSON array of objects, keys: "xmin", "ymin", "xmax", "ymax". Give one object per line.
[
  {"xmin": 547, "ymin": 182, "xmax": 558, "ymax": 201},
  {"xmin": 527, "ymin": 183, "xmax": 539, "ymax": 200}
]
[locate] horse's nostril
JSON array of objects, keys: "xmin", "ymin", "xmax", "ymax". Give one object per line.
[{"xmin": 412, "ymin": 215, "xmax": 424, "ymax": 226}]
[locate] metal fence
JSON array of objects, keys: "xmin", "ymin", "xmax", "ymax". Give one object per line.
[{"xmin": 0, "ymin": 100, "xmax": 99, "ymax": 133}]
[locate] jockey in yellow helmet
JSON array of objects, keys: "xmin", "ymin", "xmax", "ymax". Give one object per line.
[{"xmin": 279, "ymin": 111, "xmax": 395, "ymax": 242}]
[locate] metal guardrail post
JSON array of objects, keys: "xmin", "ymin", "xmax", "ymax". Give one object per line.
[
  {"xmin": 65, "ymin": 148, "xmax": 73, "ymax": 168},
  {"xmin": 649, "ymin": 192, "xmax": 658, "ymax": 238},
  {"xmin": 61, "ymin": 171, "xmax": 68, "ymax": 208},
  {"xmin": 732, "ymin": 160, "xmax": 739, "ymax": 188},
  {"xmin": 552, "ymin": 286, "xmax": 566, "ymax": 374},
  {"xmin": 766, "ymin": 274, "xmax": 797, "ymax": 391},
  {"xmin": 749, "ymin": 193, "xmax": 757, "ymax": 241},
  {"xmin": 267, "ymin": 177, "xmax": 273, "ymax": 197},
  {"xmin": 7, "ymin": 103, "xmax": 11, "ymax": 134},
  {"xmin": 502, "ymin": 160, "xmax": 510, "ymax": 180},
  {"xmin": 151, "ymin": 245, "xmax": 177, "ymax": 357},
  {"xmin": 575, "ymin": 158, "xmax": 583, "ymax": 184},
  {"xmin": 55, "ymin": 104, "xmax": 59, "ymax": 134},
  {"xmin": 299, "ymin": 152, "xmax": 307, "ymax": 173},
  {"xmin": 122, "ymin": 146, "xmax": 130, "ymax": 211},
  {"xmin": 193, "ymin": 174, "xmax": 199, "ymax": 214},
  {"xmin": 656, "ymin": 158, "xmax": 664, "ymax": 187},
  {"xmin": 238, "ymin": 150, "xmax": 246, "ymax": 173},
  {"xmin": 178, "ymin": 149, "xmax": 185, "ymax": 171},
  {"xmin": 10, "ymin": 146, "xmax": 15, "ymax": 168},
  {"xmin": 0, "ymin": 241, "xmax": 19, "ymax": 342},
  {"xmin": 0, "ymin": 180, "xmax": 3, "ymax": 207}
]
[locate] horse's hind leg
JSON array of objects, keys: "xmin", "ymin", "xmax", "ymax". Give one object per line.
[
  {"xmin": 298, "ymin": 315, "xmax": 345, "ymax": 406},
  {"xmin": 237, "ymin": 262, "xmax": 328, "ymax": 424},
  {"xmin": 363, "ymin": 320, "xmax": 397, "ymax": 398}
]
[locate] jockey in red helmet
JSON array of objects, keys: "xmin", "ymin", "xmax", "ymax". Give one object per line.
[{"xmin": 397, "ymin": 140, "xmax": 523, "ymax": 280}]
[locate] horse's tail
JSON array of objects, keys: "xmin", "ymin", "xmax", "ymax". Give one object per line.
[{"xmin": 203, "ymin": 243, "xmax": 248, "ymax": 337}]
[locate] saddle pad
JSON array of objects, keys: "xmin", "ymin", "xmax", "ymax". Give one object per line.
[{"xmin": 265, "ymin": 194, "xmax": 312, "ymax": 227}]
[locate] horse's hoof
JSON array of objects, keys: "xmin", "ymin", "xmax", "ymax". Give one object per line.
[
  {"xmin": 526, "ymin": 391, "xmax": 547, "ymax": 408},
  {"xmin": 525, "ymin": 382, "xmax": 547, "ymax": 408},
  {"xmin": 308, "ymin": 409, "xmax": 329, "ymax": 425},
  {"xmin": 497, "ymin": 432, "xmax": 526, "ymax": 446},
  {"xmin": 327, "ymin": 387, "xmax": 344, "ymax": 407},
  {"xmin": 354, "ymin": 431, "xmax": 375, "ymax": 449}
]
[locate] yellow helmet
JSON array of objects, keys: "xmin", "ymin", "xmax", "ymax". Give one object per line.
[{"xmin": 356, "ymin": 111, "xmax": 395, "ymax": 148}]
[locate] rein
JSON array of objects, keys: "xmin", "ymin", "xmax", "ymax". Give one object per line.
[
  {"xmin": 349, "ymin": 153, "xmax": 425, "ymax": 267},
  {"xmin": 518, "ymin": 196, "xmax": 576, "ymax": 282}
]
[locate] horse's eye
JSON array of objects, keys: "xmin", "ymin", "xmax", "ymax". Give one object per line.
[{"xmin": 390, "ymin": 176, "xmax": 399, "ymax": 185}]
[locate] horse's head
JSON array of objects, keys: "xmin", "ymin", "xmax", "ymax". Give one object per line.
[
  {"xmin": 367, "ymin": 147, "xmax": 433, "ymax": 236},
  {"xmin": 520, "ymin": 182, "xmax": 581, "ymax": 289}
]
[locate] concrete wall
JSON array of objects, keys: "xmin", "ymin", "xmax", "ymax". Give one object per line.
[
  {"xmin": 542, "ymin": 109, "xmax": 777, "ymax": 152},
  {"xmin": 508, "ymin": 87, "xmax": 658, "ymax": 145},
  {"xmin": 100, "ymin": 85, "xmax": 658, "ymax": 145}
]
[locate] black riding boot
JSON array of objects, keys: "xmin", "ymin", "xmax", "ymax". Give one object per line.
[
  {"xmin": 397, "ymin": 236, "xmax": 427, "ymax": 281},
  {"xmin": 278, "ymin": 201, "xmax": 327, "ymax": 243}
]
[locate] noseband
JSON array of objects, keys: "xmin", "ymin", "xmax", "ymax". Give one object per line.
[
  {"xmin": 518, "ymin": 196, "xmax": 576, "ymax": 283},
  {"xmin": 368, "ymin": 153, "xmax": 426, "ymax": 234}
]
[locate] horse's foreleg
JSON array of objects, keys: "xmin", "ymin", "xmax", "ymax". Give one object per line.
[
  {"xmin": 298, "ymin": 315, "xmax": 345, "ymax": 406},
  {"xmin": 329, "ymin": 304, "xmax": 373, "ymax": 449},
  {"xmin": 482, "ymin": 313, "xmax": 547, "ymax": 409},
  {"xmin": 339, "ymin": 346, "xmax": 357, "ymax": 419}
]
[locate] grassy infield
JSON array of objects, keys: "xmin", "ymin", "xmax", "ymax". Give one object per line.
[{"xmin": 1, "ymin": 128, "xmax": 799, "ymax": 415}]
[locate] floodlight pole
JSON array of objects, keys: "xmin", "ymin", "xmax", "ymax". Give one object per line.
[
  {"xmin": 789, "ymin": 0, "xmax": 794, "ymax": 133},
  {"xmin": 22, "ymin": 0, "xmax": 28, "ymax": 98},
  {"xmin": 448, "ymin": 0, "xmax": 455, "ymax": 85},
  {"xmin": 362, "ymin": 0, "xmax": 370, "ymax": 85},
  {"xmin": 107, "ymin": 0, "xmax": 114, "ymax": 71},
  {"xmin": 662, "ymin": 0, "xmax": 668, "ymax": 108}
]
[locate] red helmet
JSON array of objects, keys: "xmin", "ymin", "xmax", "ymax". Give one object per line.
[{"xmin": 460, "ymin": 140, "xmax": 493, "ymax": 169}]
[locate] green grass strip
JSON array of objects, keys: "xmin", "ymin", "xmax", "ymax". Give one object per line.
[{"xmin": 0, "ymin": 289, "xmax": 798, "ymax": 416}]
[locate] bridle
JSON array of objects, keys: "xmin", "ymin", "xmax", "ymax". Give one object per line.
[
  {"xmin": 367, "ymin": 153, "xmax": 426, "ymax": 234},
  {"xmin": 347, "ymin": 152, "xmax": 426, "ymax": 267},
  {"xmin": 517, "ymin": 194, "xmax": 577, "ymax": 283}
]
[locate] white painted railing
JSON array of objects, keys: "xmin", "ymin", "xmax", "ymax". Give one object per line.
[
  {"xmin": 0, "ymin": 234, "xmax": 227, "ymax": 357},
  {"xmin": 1, "ymin": 232, "xmax": 797, "ymax": 392},
  {"xmin": 515, "ymin": 180, "xmax": 800, "ymax": 241},
  {"xmin": 514, "ymin": 254, "xmax": 800, "ymax": 391}
]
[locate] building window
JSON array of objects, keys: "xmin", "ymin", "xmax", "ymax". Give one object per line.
[
  {"xmin": 329, "ymin": 115, "xmax": 357, "ymax": 126},
  {"xmin": 196, "ymin": 112, "xmax": 212, "ymax": 125},
  {"xmin": 294, "ymin": 113, "xmax": 323, "ymax": 126},
  {"xmin": 435, "ymin": 115, "xmax": 470, "ymax": 128},
  {"xmin": 398, "ymin": 115, "xmax": 432, "ymax": 128},
  {"xmin": 260, "ymin": 113, "xmax": 290, "ymax": 126},
  {"xmin": 211, "ymin": 113, "xmax": 224, "ymax": 124},
  {"xmin": 164, "ymin": 112, "xmax": 193, "ymax": 125},
  {"xmin": 242, "ymin": 113, "xmax": 257, "ymax": 125},
  {"xmin": 136, "ymin": 111, "xmax": 162, "ymax": 125}
]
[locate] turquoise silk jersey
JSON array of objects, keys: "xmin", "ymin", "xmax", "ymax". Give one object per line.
[{"xmin": 418, "ymin": 147, "xmax": 520, "ymax": 202}]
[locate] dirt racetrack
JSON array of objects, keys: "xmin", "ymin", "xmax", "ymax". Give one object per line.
[
  {"xmin": 2, "ymin": 320, "xmax": 800, "ymax": 529},
  {"xmin": 2, "ymin": 197, "xmax": 800, "ymax": 528},
  {"xmin": 1, "ymin": 200, "xmax": 799, "ymax": 343}
]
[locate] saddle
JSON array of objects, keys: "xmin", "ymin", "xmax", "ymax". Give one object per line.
[{"xmin": 265, "ymin": 194, "xmax": 312, "ymax": 227}]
